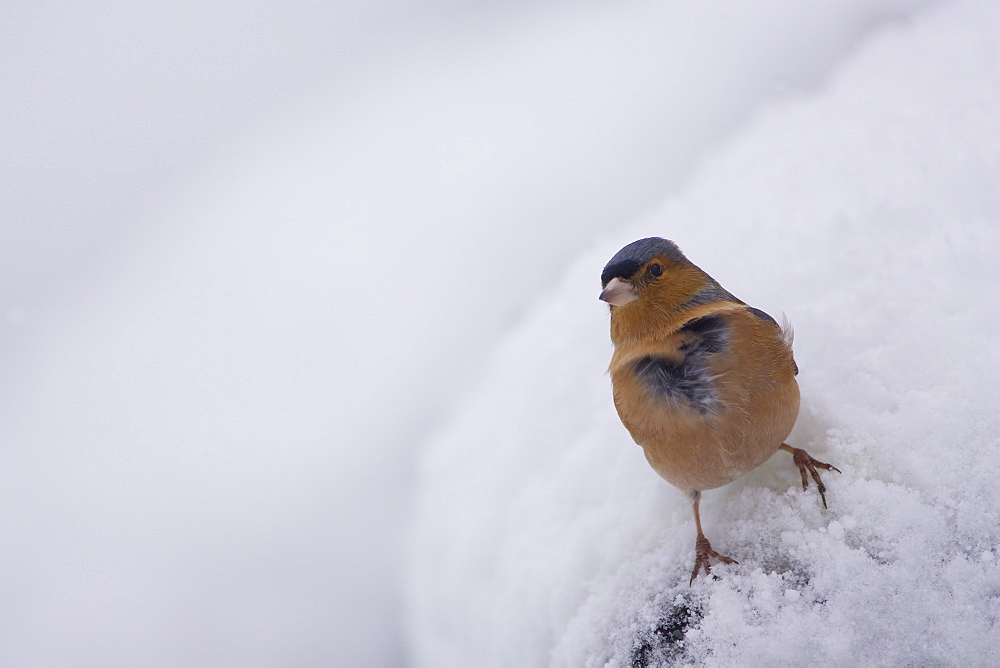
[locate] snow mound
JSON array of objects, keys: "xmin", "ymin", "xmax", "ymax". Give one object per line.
[{"xmin": 408, "ymin": 3, "xmax": 1000, "ymax": 665}]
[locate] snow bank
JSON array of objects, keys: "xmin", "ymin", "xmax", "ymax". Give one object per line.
[
  {"xmin": 408, "ymin": 2, "xmax": 1000, "ymax": 665},
  {"xmin": 4, "ymin": 1, "xmax": 938, "ymax": 665}
]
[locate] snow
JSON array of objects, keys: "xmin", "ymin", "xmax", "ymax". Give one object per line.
[
  {"xmin": 407, "ymin": 1, "xmax": 1000, "ymax": 665},
  {"xmin": 4, "ymin": 0, "xmax": 998, "ymax": 665}
]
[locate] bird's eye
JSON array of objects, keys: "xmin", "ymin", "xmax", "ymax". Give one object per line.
[{"xmin": 649, "ymin": 263, "xmax": 663, "ymax": 277}]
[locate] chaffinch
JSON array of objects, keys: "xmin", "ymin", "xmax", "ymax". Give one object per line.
[{"xmin": 599, "ymin": 237, "xmax": 839, "ymax": 585}]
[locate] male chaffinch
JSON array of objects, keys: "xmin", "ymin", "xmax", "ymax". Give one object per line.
[{"xmin": 599, "ymin": 237, "xmax": 839, "ymax": 585}]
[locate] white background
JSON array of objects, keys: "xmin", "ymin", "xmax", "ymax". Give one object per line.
[{"xmin": 6, "ymin": 1, "xmax": 997, "ymax": 665}]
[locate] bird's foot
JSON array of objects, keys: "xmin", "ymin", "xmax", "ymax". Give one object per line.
[
  {"xmin": 689, "ymin": 533, "xmax": 737, "ymax": 585},
  {"xmin": 783, "ymin": 445, "xmax": 841, "ymax": 509}
]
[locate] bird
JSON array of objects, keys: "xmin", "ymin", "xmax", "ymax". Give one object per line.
[{"xmin": 599, "ymin": 237, "xmax": 839, "ymax": 585}]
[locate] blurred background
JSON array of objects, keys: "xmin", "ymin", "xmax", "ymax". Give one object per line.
[{"xmin": 1, "ymin": 1, "xmax": 934, "ymax": 665}]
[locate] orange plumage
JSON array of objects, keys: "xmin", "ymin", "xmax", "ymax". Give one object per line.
[{"xmin": 600, "ymin": 238, "xmax": 838, "ymax": 584}]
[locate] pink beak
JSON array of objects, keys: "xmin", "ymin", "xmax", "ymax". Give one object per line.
[{"xmin": 599, "ymin": 277, "xmax": 638, "ymax": 306}]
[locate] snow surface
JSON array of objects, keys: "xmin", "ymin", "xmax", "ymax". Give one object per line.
[
  {"xmin": 408, "ymin": 2, "xmax": 1000, "ymax": 665},
  {"xmin": 4, "ymin": 0, "xmax": 996, "ymax": 665}
]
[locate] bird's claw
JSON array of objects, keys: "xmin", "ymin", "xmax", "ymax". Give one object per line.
[
  {"xmin": 787, "ymin": 446, "xmax": 841, "ymax": 509},
  {"xmin": 689, "ymin": 533, "xmax": 737, "ymax": 585}
]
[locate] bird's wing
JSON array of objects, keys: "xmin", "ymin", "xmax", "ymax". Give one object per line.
[
  {"xmin": 613, "ymin": 303, "xmax": 795, "ymax": 416},
  {"xmin": 629, "ymin": 312, "xmax": 733, "ymax": 415}
]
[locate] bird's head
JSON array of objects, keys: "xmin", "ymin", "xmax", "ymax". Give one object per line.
[
  {"xmin": 599, "ymin": 237, "xmax": 698, "ymax": 306},
  {"xmin": 600, "ymin": 237, "xmax": 731, "ymax": 343}
]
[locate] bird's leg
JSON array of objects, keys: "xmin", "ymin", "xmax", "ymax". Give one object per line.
[
  {"xmin": 779, "ymin": 443, "xmax": 841, "ymax": 509},
  {"xmin": 689, "ymin": 491, "xmax": 737, "ymax": 586}
]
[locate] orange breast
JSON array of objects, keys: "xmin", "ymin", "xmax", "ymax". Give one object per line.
[{"xmin": 610, "ymin": 306, "xmax": 800, "ymax": 491}]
